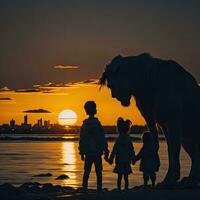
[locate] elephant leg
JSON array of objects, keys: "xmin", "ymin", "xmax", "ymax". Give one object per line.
[
  {"xmin": 191, "ymin": 144, "xmax": 200, "ymax": 183},
  {"xmin": 160, "ymin": 125, "xmax": 173, "ymax": 183},
  {"xmin": 159, "ymin": 120, "xmax": 181, "ymax": 187},
  {"xmin": 182, "ymin": 141, "xmax": 200, "ymax": 186}
]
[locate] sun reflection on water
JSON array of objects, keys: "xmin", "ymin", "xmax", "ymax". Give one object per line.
[{"xmin": 61, "ymin": 142, "xmax": 78, "ymax": 187}]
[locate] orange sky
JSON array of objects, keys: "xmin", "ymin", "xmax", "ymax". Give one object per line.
[{"xmin": 0, "ymin": 80, "xmax": 145, "ymax": 126}]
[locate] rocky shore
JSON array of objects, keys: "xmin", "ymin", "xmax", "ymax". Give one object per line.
[{"xmin": 1, "ymin": 182, "xmax": 200, "ymax": 200}]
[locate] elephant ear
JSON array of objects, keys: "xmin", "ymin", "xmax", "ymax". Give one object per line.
[
  {"xmin": 99, "ymin": 55, "xmax": 122, "ymax": 88},
  {"xmin": 109, "ymin": 54, "xmax": 123, "ymax": 73},
  {"xmin": 99, "ymin": 70, "xmax": 107, "ymax": 87}
]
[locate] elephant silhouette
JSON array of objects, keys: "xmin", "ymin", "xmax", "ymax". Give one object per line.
[{"xmin": 100, "ymin": 53, "xmax": 200, "ymax": 188}]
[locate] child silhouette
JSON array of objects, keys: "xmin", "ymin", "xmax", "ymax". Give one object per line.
[
  {"xmin": 79, "ymin": 101, "xmax": 109, "ymax": 193},
  {"xmin": 108, "ymin": 117, "xmax": 135, "ymax": 191},
  {"xmin": 134, "ymin": 131, "xmax": 160, "ymax": 189}
]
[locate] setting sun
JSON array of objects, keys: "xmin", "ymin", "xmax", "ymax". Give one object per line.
[{"xmin": 58, "ymin": 109, "xmax": 77, "ymax": 126}]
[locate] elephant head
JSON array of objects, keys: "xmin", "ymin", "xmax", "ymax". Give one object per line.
[
  {"xmin": 99, "ymin": 55, "xmax": 133, "ymax": 107},
  {"xmin": 99, "ymin": 53, "xmax": 152, "ymax": 107}
]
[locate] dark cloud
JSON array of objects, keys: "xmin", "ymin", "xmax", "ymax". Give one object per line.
[
  {"xmin": 0, "ymin": 97, "xmax": 12, "ymax": 100},
  {"xmin": 34, "ymin": 79, "xmax": 99, "ymax": 88},
  {"xmin": 34, "ymin": 82, "xmax": 71, "ymax": 88},
  {"xmin": 0, "ymin": 79, "xmax": 99, "ymax": 95},
  {"xmin": 42, "ymin": 91, "xmax": 54, "ymax": 93},
  {"xmin": 0, "ymin": 86, "xmax": 54, "ymax": 93},
  {"xmin": 23, "ymin": 109, "xmax": 51, "ymax": 113},
  {"xmin": 53, "ymin": 65, "xmax": 80, "ymax": 69},
  {"xmin": 15, "ymin": 89, "xmax": 41, "ymax": 93},
  {"xmin": 75, "ymin": 79, "xmax": 99, "ymax": 85},
  {"xmin": 15, "ymin": 88, "xmax": 53, "ymax": 93}
]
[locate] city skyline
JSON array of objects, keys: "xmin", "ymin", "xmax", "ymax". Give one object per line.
[
  {"xmin": 1, "ymin": 114, "xmax": 61, "ymax": 129},
  {"xmin": 0, "ymin": 114, "xmax": 148, "ymax": 136}
]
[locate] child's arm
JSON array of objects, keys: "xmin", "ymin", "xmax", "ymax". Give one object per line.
[
  {"xmin": 130, "ymin": 141, "xmax": 136, "ymax": 164},
  {"xmin": 99, "ymin": 122, "xmax": 109, "ymax": 159},
  {"xmin": 134, "ymin": 147, "xmax": 144, "ymax": 162},
  {"xmin": 78, "ymin": 121, "xmax": 87, "ymax": 160},
  {"xmin": 109, "ymin": 143, "xmax": 117, "ymax": 164}
]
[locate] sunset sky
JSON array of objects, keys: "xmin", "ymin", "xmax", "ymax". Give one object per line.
[
  {"xmin": 0, "ymin": 0, "xmax": 200, "ymax": 125},
  {"xmin": 0, "ymin": 80, "xmax": 145, "ymax": 125}
]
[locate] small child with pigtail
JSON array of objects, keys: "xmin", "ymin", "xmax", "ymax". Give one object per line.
[{"xmin": 134, "ymin": 131, "xmax": 160, "ymax": 189}]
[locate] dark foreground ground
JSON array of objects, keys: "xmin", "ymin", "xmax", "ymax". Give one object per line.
[{"xmin": 1, "ymin": 183, "xmax": 200, "ymax": 200}]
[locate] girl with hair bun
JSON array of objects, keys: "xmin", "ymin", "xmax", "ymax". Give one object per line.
[{"xmin": 108, "ymin": 117, "xmax": 135, "ymax": 191}]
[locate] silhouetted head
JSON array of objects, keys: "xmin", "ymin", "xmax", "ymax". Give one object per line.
[
  {"xmin": 142, "ymin": 131, "xmax": 153, "ymax": 144},
  {"xmin": 117, "ymin": 117, "xmax": 132, "ymax": 135},
  {"xmin": 99, "ymin": 53, "xmax": 152, "ymax": 107},
  {"xmin": 84, "ymin": 101, "xmax": 97, "ymax": 116}
]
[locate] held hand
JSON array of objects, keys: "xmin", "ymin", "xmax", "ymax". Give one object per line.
[
  {"xmin": 81, "ymin": 154, "xmax": 85, "ymax": 161},
  {"xmin": 104, "ymin": 149, "xmax": 109, "ymax": 158},
  {"xmin": 104, "ymin": 155, "xmax": 109, "ymax": 162},
  {"xmin": 104, "ymin": 149, "xmax": 109, "ymax": 162},
  {"xmin": 108, "ymin": 159, "xmax": 113, "ymax": 165},
  {"xmin": 132, "ymin": 158, "xmax": 137, "ymax": 165}
]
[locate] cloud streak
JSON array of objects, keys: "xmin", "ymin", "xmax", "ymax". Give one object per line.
[
  {"xmin": 34, "ymin": 82, "xmax": 71, "ymax": 88},
  {"xmin": 0, "ymin": 79, "xmax": 99, "ymax": 96},
  {"xmin": 15, "ymin": 88, "xmax": 53, "ymax": 93},
  {"xmin": 0, "ymin": 97, "xmax": 12, "ymax": 100},
  {"xmin": 23, "ymin": 109, "xmax": 51, "ymax": 113},
  {"xmin": 34, "ymin": 79, "xmax": 99, "ymax": 89},
  {"xmin": 15, "ymin": 89, "xmax": 41, "ymax": 93},
  {"xmin": 53, "ymin": 65, "xmax": 80, "ymax": 69},
  {"xmin": 75, "ymin": 79, "xmax": 99, "ymax": 85}
]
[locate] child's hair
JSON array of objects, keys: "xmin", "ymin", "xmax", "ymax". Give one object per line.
[
  {"xmin": 142, "ymin": 131, "xmax": 153, "ymax": 143},
  {"xmin": 117, "ymin": 117, "xmax": 132, "ymax": 134},
  {"xmin": 84, "ymin": 101, "xmax": 97, "ymax": 115}
]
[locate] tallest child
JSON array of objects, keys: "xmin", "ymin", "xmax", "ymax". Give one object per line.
[{"xmin": 79, "ymin": 101, "xmax": 109, "ymax": 192}]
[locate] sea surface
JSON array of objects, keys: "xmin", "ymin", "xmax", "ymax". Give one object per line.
[{"xmin": 0, "ymin": 134, "xmax": 191, "ymax": 189}]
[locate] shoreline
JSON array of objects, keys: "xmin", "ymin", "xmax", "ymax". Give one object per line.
[
  {"xmin": 0, "ymin": 136, "xmax": 141, "ymax": 142},
  {"xmin": 1, "ymin": 182, "xmax": 200, "ymax": 200},
  {"xmin": 0, "ymin": 135, "xmax": 166, "ymax": 142}
]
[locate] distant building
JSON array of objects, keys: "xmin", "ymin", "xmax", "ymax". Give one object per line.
[
  {"xmin": 37, "ymin": 118, "xmax": 42, "ymax": 127},
  {"xmin": 21, "ymin": 115, "xmax": 31, "ymax": 130},
  {"xmin": 24, "ymin": 115, "xmax": 28, "ymax": 125},
  {"xmin": 44, "ymin": 120, "xmax": 49, "ymax": 126},
  {"xmin": 10, "ymin": 119, "xmax": 16, "ymax": 129},
  {"xmin": 44, "ymin": 120, "xmax": 50, "ymax": 129}
]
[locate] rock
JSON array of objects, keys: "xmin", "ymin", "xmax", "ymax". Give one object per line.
[
  {"xmin": 22, "ymin": 193, "xmax": 53, "ymax": 200},
  {"xmin": 21, "ymin": 182, "xmax": 42, "ymax": 188},
  {"xmin": 55, "ymin": 174, "xmax": 69, "ymax": 180},
  {"xmin": 42, "ymin": 183, "xmax": 64, "ymax": 193},
  {"xmin": 0, "ymin": 183, "xmax": 21, "ymax": 198},
  {"xmin": 53, "ymin": 185, "xmax": 63, "ymax": 192},
  {"xmin": 20, "ymin": 182, "xmax": 43, "ymax": 194},
  {"xmin": 33, "ymin": 173, "xmax": 52, "ymax": 177},
  {"xmin": 62, "ymin": 186, "xmax": 74, "ymax": 191},
  {"xmin": 42, "ymin": 183, "xmax": 55, "ymax": 192}
]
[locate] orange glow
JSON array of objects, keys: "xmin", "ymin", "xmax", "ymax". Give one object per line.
[{"xmin": 0, "ymin": 82, "xmax": 145, "ymax": 125}]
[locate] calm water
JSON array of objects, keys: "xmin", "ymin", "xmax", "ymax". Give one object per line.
[{"xmin": 0, "ymin": 140, "xmax": 191, "ymax": 189}]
